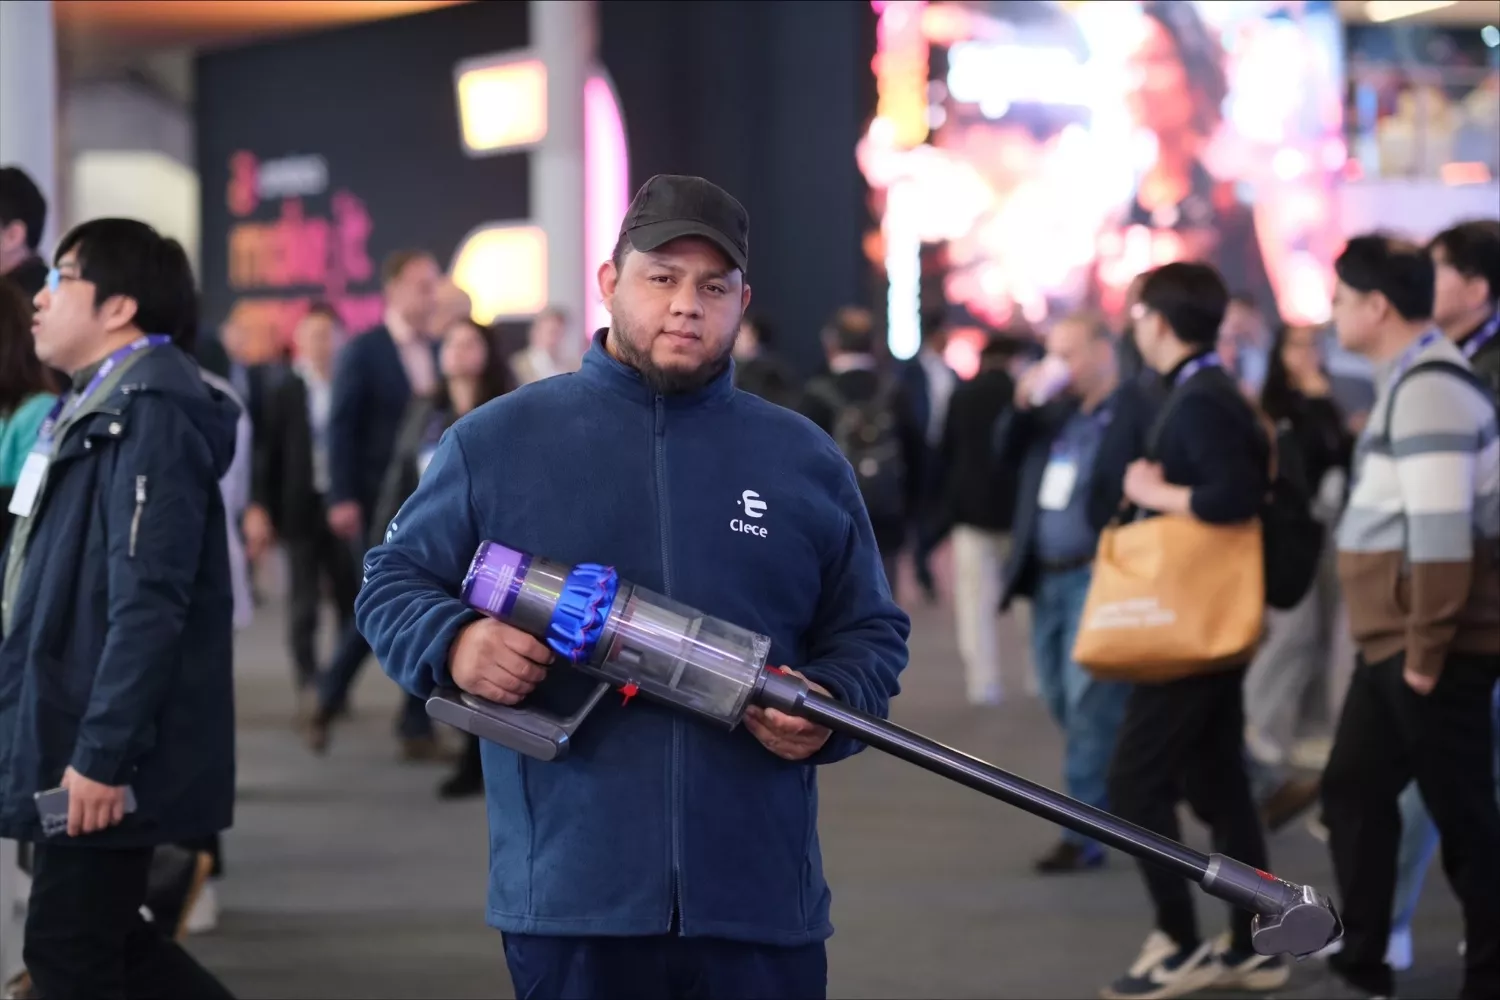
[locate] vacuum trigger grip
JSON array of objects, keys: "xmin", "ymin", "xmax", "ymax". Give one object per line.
[{"xmin": 426, "ymin": 681, "xmax": 612, "ymax": 762}]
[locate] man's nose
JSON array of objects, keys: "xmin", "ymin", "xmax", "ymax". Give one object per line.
[{"xmin": 669, "ymin": 286, "xmax": 704, "ymax": 317}]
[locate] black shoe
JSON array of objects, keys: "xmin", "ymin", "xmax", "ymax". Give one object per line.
[
  {"xmin": 1034, "ymin": 840, "xmax": 1105, "ymax": 874},
  {"xmin": 305, "ymin": 711, "xmax": 331, "ymax": 755},
  {"xmin": 143, "ymin": 846, "xmax": 213, "ymax": 941},
  {"xmin": 438, "ymin": 767, "xmax": 485, "ymax": 800}
]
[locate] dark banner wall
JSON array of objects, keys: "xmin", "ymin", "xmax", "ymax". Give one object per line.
[
  {"xmin": 196, "ymin": 0, "xmax": 875, "ymax": 374},
  {"xmin": 601, "ymin": 0, "xmax": 877, "ymax": 378},
  {"xmin": 195, "ymin": 2, "xmax": 530, "ymax": 361}
]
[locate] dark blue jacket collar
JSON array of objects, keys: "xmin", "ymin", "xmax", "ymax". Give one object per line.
[{"xmin": 579, "ymin": 328, "xmax": 736, "ymax": 410}]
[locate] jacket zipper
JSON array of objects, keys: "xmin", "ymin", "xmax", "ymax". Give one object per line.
[
  {"xmin": 129, "ymin": 475, "xmax": 147, "ymax": 557},
  {"xmin": 654, "ymin": 394, "xmax": 683, "ymax": 933}
]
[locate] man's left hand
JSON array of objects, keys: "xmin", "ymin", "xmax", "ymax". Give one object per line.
[
  {"xmin": 744, "ymin": 669, "xmax": 832, "ymax": 761},
  {"xmin": 1403, "ymin": 668, "xmax": 1436, "ymax": 696},
  {"xmin": 1123, "ymin": 459, "xmax": 1167, "ymax": 510},
  {"xmin": 60, "ymin": 766, "xmax": 129, "ymax": 837}
]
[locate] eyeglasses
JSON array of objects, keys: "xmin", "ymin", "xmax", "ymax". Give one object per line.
[{"xmin": 44, "ymin": 267, "xmax": 81, "ymax": 294}]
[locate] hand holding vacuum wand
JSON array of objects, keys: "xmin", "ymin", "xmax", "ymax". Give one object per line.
[{"xmin": 427, "ymin": 542, "xmax": 1342, "ymax": 959}]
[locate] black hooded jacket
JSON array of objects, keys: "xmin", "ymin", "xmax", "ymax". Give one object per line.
[{"xmin": 0, "ymin": 343, "xmax": 240, "ymax": 846}]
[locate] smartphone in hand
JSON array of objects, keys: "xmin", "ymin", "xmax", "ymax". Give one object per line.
[{"xmin": 34, "ymin": 785, "xmax": 138, "ymax": 837}]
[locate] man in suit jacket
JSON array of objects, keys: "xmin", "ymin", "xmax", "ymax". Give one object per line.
[
  {"xmin": 898, "ymin": 314, "xmax": 957, "ymax": 601},
  {"xmin": 312, "ymin": 249, "xmax": 442, "ymax": 756},
  {"xmin": 994, "ymin": 312, "xmax": 1160, "ymax": 875},
  {"xmin": 246, "ymin": 304, "xmax": 359, "ymax": 711}
]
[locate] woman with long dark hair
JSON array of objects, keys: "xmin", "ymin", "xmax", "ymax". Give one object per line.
[
  {"xmin": 0, "ymin": 278, "xmax": 57, "ymax": 547},
  {"xmin": 1243, "ymin": 324, "xmax": 1353, "ymax": 830},
  {"xmin": 310, "ymin": 315, "xmax": 516, "ymax": 794},
  {"xmin": 1092, "ymin": 1, "xmax": 1279, "ymax": 328}
]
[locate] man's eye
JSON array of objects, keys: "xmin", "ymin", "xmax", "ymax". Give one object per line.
[
  {"xmin": 650, "ymin": 275, "xmax": 673, "ymax": 285},
  {"xmin": 704, "ymin": 285, "xmax": 726, "ymax": 296}
]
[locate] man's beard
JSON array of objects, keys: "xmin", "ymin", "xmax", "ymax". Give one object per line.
[{"xmin": 608, "ymin": 320, "xmax": 736, "ymax": 395}]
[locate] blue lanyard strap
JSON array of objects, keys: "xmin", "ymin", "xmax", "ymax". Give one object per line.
[
  {"xmin": 37, "ymin": 335, "xmax": 171, "ymax": 445},
  {"xmin": 1173, "ymin": 351, "xmax": 1221, "ymax": 388},
  {"xmin": 1386, "ymin": 329, "xmax": 1443, "ymax": 395},
  {"xmin": 1461, "ymin": 311, "xmax": 1499, "ymax": 361}
]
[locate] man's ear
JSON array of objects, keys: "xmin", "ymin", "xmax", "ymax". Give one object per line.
[
  {"xmin": 98, "ymin": 293, "xmax": 140, "ymax": 334},
  {"xmin": 0, "ymin": 220, "xmax": 25, "ymax": 255},
  {"xmin": 598, "ymin": 260, "xmax": 618, "ymax": 314},
  {"xmin": 740, "ymin": 282, "xmax": 752, "ymax": 315}
]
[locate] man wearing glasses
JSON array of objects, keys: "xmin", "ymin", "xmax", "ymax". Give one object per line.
[{"xmin": 0, "ymin": 218, "xmax": 236, "ymax": 999}]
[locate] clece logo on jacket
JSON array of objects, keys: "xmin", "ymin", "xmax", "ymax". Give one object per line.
[{"xmin": 732, "ymin": 489, "xmax": 769, "ymax": 538}]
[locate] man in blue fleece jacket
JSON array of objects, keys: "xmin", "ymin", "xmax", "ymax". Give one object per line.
[{"xmin": 356, "ymin": 175, "xmax": 911, "ymax": 999}]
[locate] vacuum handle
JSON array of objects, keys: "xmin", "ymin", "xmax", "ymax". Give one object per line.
[{"xmin": 426, "ymin": 682, "xmax": 612, "ymax": 762}]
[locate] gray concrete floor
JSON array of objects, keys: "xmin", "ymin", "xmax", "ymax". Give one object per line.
[{"xmin": 185, "ymin": 560, "xmax": 1465, "ymax": 999}]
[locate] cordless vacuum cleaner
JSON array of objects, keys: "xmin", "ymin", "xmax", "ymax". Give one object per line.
[{"xmin": 427, "ymin": 542, "xmax": 1341, "ymax": 959}]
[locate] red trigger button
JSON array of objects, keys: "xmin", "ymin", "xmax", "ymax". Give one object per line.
[{"xmin": 619, "ymin": 682, "xmax": 639, "ymax": 706}]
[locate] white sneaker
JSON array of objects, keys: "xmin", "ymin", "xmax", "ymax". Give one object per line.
[
  {"xmin": 1289, "ymin": 735, "xmax": 1334, "ymax": 770},
  {"xmin": 184, "ymin": 882, "xmax": 218, "ymax": 935},
  {"xmin": 967, "ymin": 684, "xmax": 1003, "ymax": 706},
  {"xmin": 1386, "ymin": 927, "xmax": 1411, "ymax": 972},
  {"xmin": 1100, "ymin": 931, "xmax": 1220, "ymax": 999}
]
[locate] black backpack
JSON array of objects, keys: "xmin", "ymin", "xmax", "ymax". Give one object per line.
[
  {"xmin": 1146, "ymin": 374, "xmax": 1324, "ymax": 611},
  {"xmin": 1258, "ymin": 417, "xmax": 1326, "ymax": 610},
  {"xmin": 807, "ymin": 376, "xmax": 909, "ymax": 523}
]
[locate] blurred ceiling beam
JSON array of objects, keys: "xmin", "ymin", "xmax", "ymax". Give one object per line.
[{"xmin": 55, "ymin": 0, "xmax": 469, "ymax": 56}]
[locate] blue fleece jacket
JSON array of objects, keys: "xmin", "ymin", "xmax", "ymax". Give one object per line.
[{"xmin": 356, "ymin": 331, "xmax": 910, "ymax": 944}]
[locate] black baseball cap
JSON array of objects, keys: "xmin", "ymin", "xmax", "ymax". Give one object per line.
[{"xmin": 619, "ymin": 174, "xmax": 748, "ymax": 273}]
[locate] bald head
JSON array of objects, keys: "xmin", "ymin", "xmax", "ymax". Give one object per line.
[{"xmin": 1045, "ymin": 311, "xmax": 1116, "ymax": 402}]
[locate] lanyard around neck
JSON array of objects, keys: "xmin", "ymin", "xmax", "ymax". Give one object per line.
[{"xmin": 38, "ymin": 335, "xmax": 170, "ymax": 446}]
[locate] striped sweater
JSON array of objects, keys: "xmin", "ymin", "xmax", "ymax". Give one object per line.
[{"xmin": 1336, "ymin": 332, "xmax": 1500, "ymax": 678}]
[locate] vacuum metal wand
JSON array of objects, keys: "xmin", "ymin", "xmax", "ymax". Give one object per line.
[{"xmin": 754, "ymin": 669, "xmax": 1341, "ymax": 959}]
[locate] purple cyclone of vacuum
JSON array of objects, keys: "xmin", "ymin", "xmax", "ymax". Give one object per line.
[{"xmin": 461, "ymin": 541, "xmax": 532, "ymax": 620}]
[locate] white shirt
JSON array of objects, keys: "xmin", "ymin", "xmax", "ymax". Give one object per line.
[
  {"xmin": 297, "ymin": 362, "xmax": 333, "ymax": 496},
  {"xmin": 386, "ymin": 307, "xmax": 436, "ymax": 397},
  {"xmin": 917, "ymin": 348, "xmax": 957, "ymax": 446}
]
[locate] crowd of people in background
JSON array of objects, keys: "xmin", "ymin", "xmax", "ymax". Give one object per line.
[{"xmin": 1, "ymin": 152, "xmax": 1497, "ymax": 1000}]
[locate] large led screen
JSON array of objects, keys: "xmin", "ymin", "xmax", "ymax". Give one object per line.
[{"xmin": 860, "ymin": 0, "xmax": 1345, "ymax": 360}]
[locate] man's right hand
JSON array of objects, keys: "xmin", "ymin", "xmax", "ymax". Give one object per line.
[
  {"xmin": 449, "ymin": 618, "xmax": 554, "ymax": 705},
  {"xmin": 243, "ymin": 503, "xmax": 275, "ymax": 562},
  {"xmin": 1014, "ymin": 364, "xmax": 1045, "ymax": 410},
  {"xmin": 327, "ymin": 500, "xmax": 363, "ymax": 541}
]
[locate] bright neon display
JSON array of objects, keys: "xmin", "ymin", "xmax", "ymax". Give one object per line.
[
  {"xmin": 585, "ymin": 71, "xmax": 630, "ymax": 338},
  {"xmin": 860, "ymin": 0, "xmax": 1345, "ymax": 349}
]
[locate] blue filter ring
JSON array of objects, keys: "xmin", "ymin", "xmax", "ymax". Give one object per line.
[{"xmin": 545, "ymin": 564, "xmax": 620, "ymax": 663}]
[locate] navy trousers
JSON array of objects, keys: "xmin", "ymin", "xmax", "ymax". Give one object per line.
[{"xmin": 502, "ymin": 933, "xmax": 828, "ymax": 1000}]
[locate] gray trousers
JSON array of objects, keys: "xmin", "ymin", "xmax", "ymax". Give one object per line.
[{"xmin": 1244, "ymin": 546, "xmax": 1340, "ymax": 796}]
